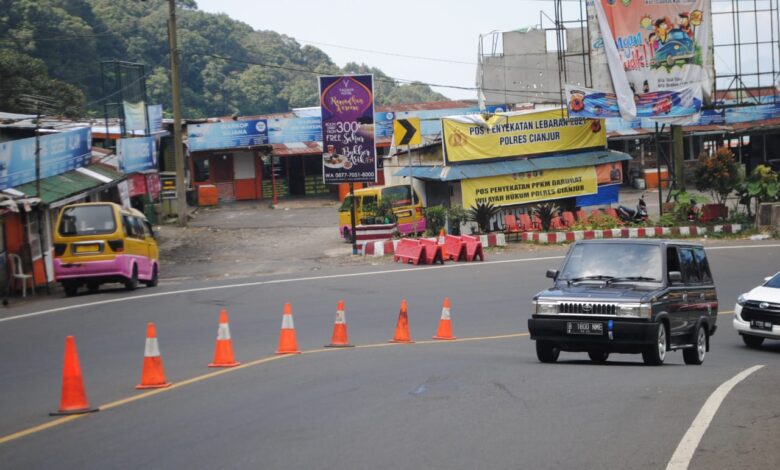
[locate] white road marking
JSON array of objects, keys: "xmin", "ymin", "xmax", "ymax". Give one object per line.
[
  {"xmin": 0, "ymin": 255, "xmax": 567, "ymax": 323},
  {"xmin": 3, "ymin": 243, "xmax": 778, "ymax": 323},
  {"xmin": 666, "ymin": 364, "xmax": 765, "ymax": 470}
]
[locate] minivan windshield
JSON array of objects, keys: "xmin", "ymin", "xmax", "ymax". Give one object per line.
[
  {"xmin": 58, "ymin": 205, "xmax": 116, "ymax": 236},
  {"xmin": 560, "ymin": 243, "xmax": 663, "ymax": 282}
]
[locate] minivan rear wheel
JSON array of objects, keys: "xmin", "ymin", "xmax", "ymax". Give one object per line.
[
  {"xmin": 125, "ymin": 266, "xmax": 138, "ymax": 291},
  {"xmin": 63, "ymin": 281, "xmax": 78, "ymax": 297},
  {"xmin": 683, "ymin": 325, "xmax": 707, "ymax": 365},
  {"xmin": 144, "ymin": 265, "xmax": 158, "ymax": 288},
  {"xmin": 642, "ymin": 322, "xmax": 667, "ymax": 366},
  {"xmin": 536, "ymin": 341, "xmax": 560, "ymax": 363}
]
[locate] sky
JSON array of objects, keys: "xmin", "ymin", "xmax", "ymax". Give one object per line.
[{"xmin": 195, "ymin": 0, "xmax": 580, "ymax": 101}]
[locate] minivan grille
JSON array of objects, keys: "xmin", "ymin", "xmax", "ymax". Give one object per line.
[
  {"xmin": 559, "ymin": 303, "xmax": 617, "ymax": 315},
  {"xmin": 741, "ymin": 305, "xmax": 780, "ymax": 322}
]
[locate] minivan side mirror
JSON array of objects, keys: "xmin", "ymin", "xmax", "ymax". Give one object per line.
[
  {"xmin": 668, "ymin": 271, "xmax": 683, "ymax": 283},
  {"xmin": 546, "ymin": 269, "xmax": 559, "ymax": 280}
]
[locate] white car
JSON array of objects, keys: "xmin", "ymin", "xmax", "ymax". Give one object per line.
[{"xmin": 733, "ymin": 271, "xmax": 780, "ymax": 347}]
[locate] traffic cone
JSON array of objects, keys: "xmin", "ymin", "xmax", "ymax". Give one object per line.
[
  {"xmin": 389, "ymin": 299, "xmax": 414, "ymax": 343},
  {"xmin": 325, "ymin": 299, "xmax": 354, "ymax": 347},
  {"xmin": 276, "ymin": 303, "xmax": 301, "ymax": 354},
  {"xmin": 438, "ymin": 228, "xmax": 446, "ymax": 245},
  {"xmin": 209, "ymin": 309, "xmax": 241, "ymax": 367},
  {"xmin": 136, "ymin": 322, "xmax": 172, "ymax": 389},
  {"xmin": 433, "ymin": 297, "xmax": 456, "ymax": 340},
  {"xmin": 50, "ymin": 336, "xmax": 99, "ymax": 416}
]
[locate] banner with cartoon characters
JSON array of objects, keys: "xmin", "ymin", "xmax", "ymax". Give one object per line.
[{"xmin": 570, "ymin": 0, "xmax": 713, "ymax": 123}]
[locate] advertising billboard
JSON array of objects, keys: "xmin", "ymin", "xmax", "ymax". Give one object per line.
[
  {"xmin": 118, "ymin": 136, "xmax": 157, "ymax": 174},
  {"xmin": 319, "ymin": 74, "xmax": 377, "ymax": 184},
  {"xmin": 187, "ymin": 120, "xmax": 269, "ymax": 152},
  {"xmin": 572, "ymin": 0, "xmax": 713, "ymax": 123},
  {"xmin": 0, "ymin": 127, "xmax": 92, "ymax": 190}
]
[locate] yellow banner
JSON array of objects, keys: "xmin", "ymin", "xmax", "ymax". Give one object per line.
[
  {"xmin": 461, "ymin": 166, "xmax": 598, "ymax": 208},
  {"xmin": 442, "ymin": 109, "xmax": 605, "ymax": 163}
]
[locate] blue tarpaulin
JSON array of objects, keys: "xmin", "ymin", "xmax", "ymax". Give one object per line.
[{"xmin": 575, "ymin": 183, "xmax": 621, "ymax": 207}]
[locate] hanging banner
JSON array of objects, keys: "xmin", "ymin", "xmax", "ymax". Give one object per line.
[
  {"xmin": 461, "ymin": 166, "xmax": 598, "ymax": 209},
  {"xmin": 148, "ymin": 104, "xmax": 163, "ymax": 133},
  {"xmin": 574, "ymin": 0, "xmax": 713, "ymax": 123},
  {"xmin": 442, "ymin": 108, "xmax": 605, "ymax": 164},
  {"xmin": 123, "ymin": 100, "xmax": 148, "ymax": 132},
  {"xmin": 0, "ymin": 127, "xmax": 92, "ymax": 190},
  {"xmin": 566, "ymin": 83, "xmax": 701, "ymax": 120},
  {"xmin": 319, "ymin": 74, "xmax": 377, "ymax": 184},
  {"xmin": 117, "ymin": 136, "xmax": 157, "ymax": 174},
  {"xmin": 187, "ymin": 120, "xmax": 269, "ymax": 152}
]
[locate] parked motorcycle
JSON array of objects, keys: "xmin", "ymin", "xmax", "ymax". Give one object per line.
[{"xmin": 616, "ymin": 194, "xmax": 649, "ymax": 223}]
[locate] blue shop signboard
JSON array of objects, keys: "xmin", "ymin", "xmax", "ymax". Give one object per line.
[
  {"xmin": 187, "ymin": 120, "xmax": 269, "ymax": 152},
  {"xmin": 0, "ymin": 127, "xmax": 92, "ymax": 191},
  {"xmin": 118, "ymin": 136, "xmax": 157, "ymax": 174}
]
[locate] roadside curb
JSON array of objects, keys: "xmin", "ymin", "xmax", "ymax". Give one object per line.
[
  {"xmin": 520, "ymin": 223, "xmax": 744, "ymax": 244},
  {"xmin": 359, "ymin": 224, "xmax": 744, "ymax": 256}
]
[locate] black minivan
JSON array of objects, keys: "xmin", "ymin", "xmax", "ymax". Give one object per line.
[{"xmin": 528, "ymin": 239, "xmax": 718, "ymax": 365}]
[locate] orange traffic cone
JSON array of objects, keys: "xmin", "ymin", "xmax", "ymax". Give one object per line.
[
  {"xmin": 390, "ymin": 299, "xmax": 414, "ymax": 343},
  {"xmin": 209, "ymin": 309, "xmax": 241, "ymax": 367},
  {"xmin": 325, "ymin": 299, "xmax": 354, "ymax": 348},
  {"xmin": 438, "ymin": 228, "xmax": 446, "ymax": 245},
  {"xmin": 433, "ymin": 297, "xmax": 456, "ymax": 340},
  {"xmin": 136, "ymin": 322, "xmax": 172, "ymax": 389},
  {"xmin": 50, "ymin": 336, "xmax": 99, "ymax": 416},
  {"xmin": 276, "ymin": 303, "xmax": 301, "ymax": 354}
]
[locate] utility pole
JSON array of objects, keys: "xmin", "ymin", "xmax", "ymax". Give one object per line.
[{"xmin": 167, "ymin": 0, "xmax": 187, "ymax": 226}]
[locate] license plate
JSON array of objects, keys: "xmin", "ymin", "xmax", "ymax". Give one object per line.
[
  {"xmin": 74, "ymin": 244, "xmax": 99, "ymax": 253},
  {"xmin": 750, "ymin": 320, "xmax": 773, "ymax": 331},
  {"xmin": 567, "ymin": 321, "xmax": 604, "ymax": 335}
]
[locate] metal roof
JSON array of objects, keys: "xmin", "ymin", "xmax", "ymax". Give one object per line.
[
  {"xmin": 14, "ymin": 164, "xmax": 124, "ymax": 206},
  {"xmin": 393, "ymin": 149, "xmax": 632, "ymax": 182}
]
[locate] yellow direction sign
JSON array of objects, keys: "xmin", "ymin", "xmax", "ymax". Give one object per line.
[{"xmin": 393, "ymin": 118, "xmax": 421, "ymax": 146}]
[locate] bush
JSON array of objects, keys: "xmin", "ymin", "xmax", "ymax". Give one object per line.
[
  {"xmin": 448, "ymin": 205, "xmax": 468, "ymax": 235},
  {"xmin": 531, "ymin": 202, "xmax": 560, "ymax": 232},
  {"xmin": 467, "ymin": 202, "xmax": 501, "ymax": 233},
  {"xmin": 424, "ymin": 205, "xmax": 447, "ymax": 236},
  {"xmin": 694, "ymin": 147, "xmax": 740, "ymax": 206}
]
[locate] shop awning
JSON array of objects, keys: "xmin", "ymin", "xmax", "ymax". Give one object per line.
[
  {"xmin": 13, "ymin": 164, "xmax": 125, "ymax": 207},
  {"xmin": 393, "ymin": 149, "xmax": 632, "ymax": 182}
]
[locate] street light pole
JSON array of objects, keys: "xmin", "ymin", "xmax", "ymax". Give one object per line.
[{"xmin": 167, "ymin": 0, "xmax": 187, "ymax": 226}]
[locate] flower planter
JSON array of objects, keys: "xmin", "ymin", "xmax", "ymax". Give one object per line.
[{"xmin": 700, "ymin": 203, "xmax": 728, "ymax": 224}]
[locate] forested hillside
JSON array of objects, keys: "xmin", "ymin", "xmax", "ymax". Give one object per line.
[{"xmin": 0, "ymin": 0, "xmax": 447, "ymax": 118}]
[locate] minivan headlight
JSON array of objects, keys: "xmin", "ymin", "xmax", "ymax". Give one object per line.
[
  {"xmin": 534, "ymin": 301, "xmax": 558, "ymax": 315},
  {"xmin": 618, "ymin": 304, "xmax": 652, "ymax": 318},
  {"xmin": 737, "ymin": 294, "xmax": 748, "ymax": 306}
]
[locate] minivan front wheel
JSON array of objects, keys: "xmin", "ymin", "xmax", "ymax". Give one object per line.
[
  {"xmin": 683, "ymin": 325, "xmax": 707, "ymax": 365},
  {"xmin": 742, "ymin": 334, "xmax": 765, "ymax": 348},
  {"xmin": 144, "ymin": 265, "xmax": 158, "ymax": 288},
  {"xmin": 63, "ymin": 281, "xmax": 78, "ymax": 297},
  {"xmin": 643, "ymin": 322, "xmax": 667, "ymax": 366},
  {"xmin": 536, "ymin": 341, "xmax": 560, "ymax": 363}
]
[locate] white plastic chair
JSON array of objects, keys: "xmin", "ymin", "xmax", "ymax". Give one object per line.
[{"xmin": 8, "ymin": 253, "xmax": 34, "ymax": 297}]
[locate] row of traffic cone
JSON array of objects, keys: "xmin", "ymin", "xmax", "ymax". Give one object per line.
[{"xmin": 50, "ymin": 298, "xmax": 456, "ymax": 415}]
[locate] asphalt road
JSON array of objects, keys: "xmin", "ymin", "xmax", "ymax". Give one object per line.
[{"xmin": 0, "ymin": 240, "xmax": 778, "ymax": 469}]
